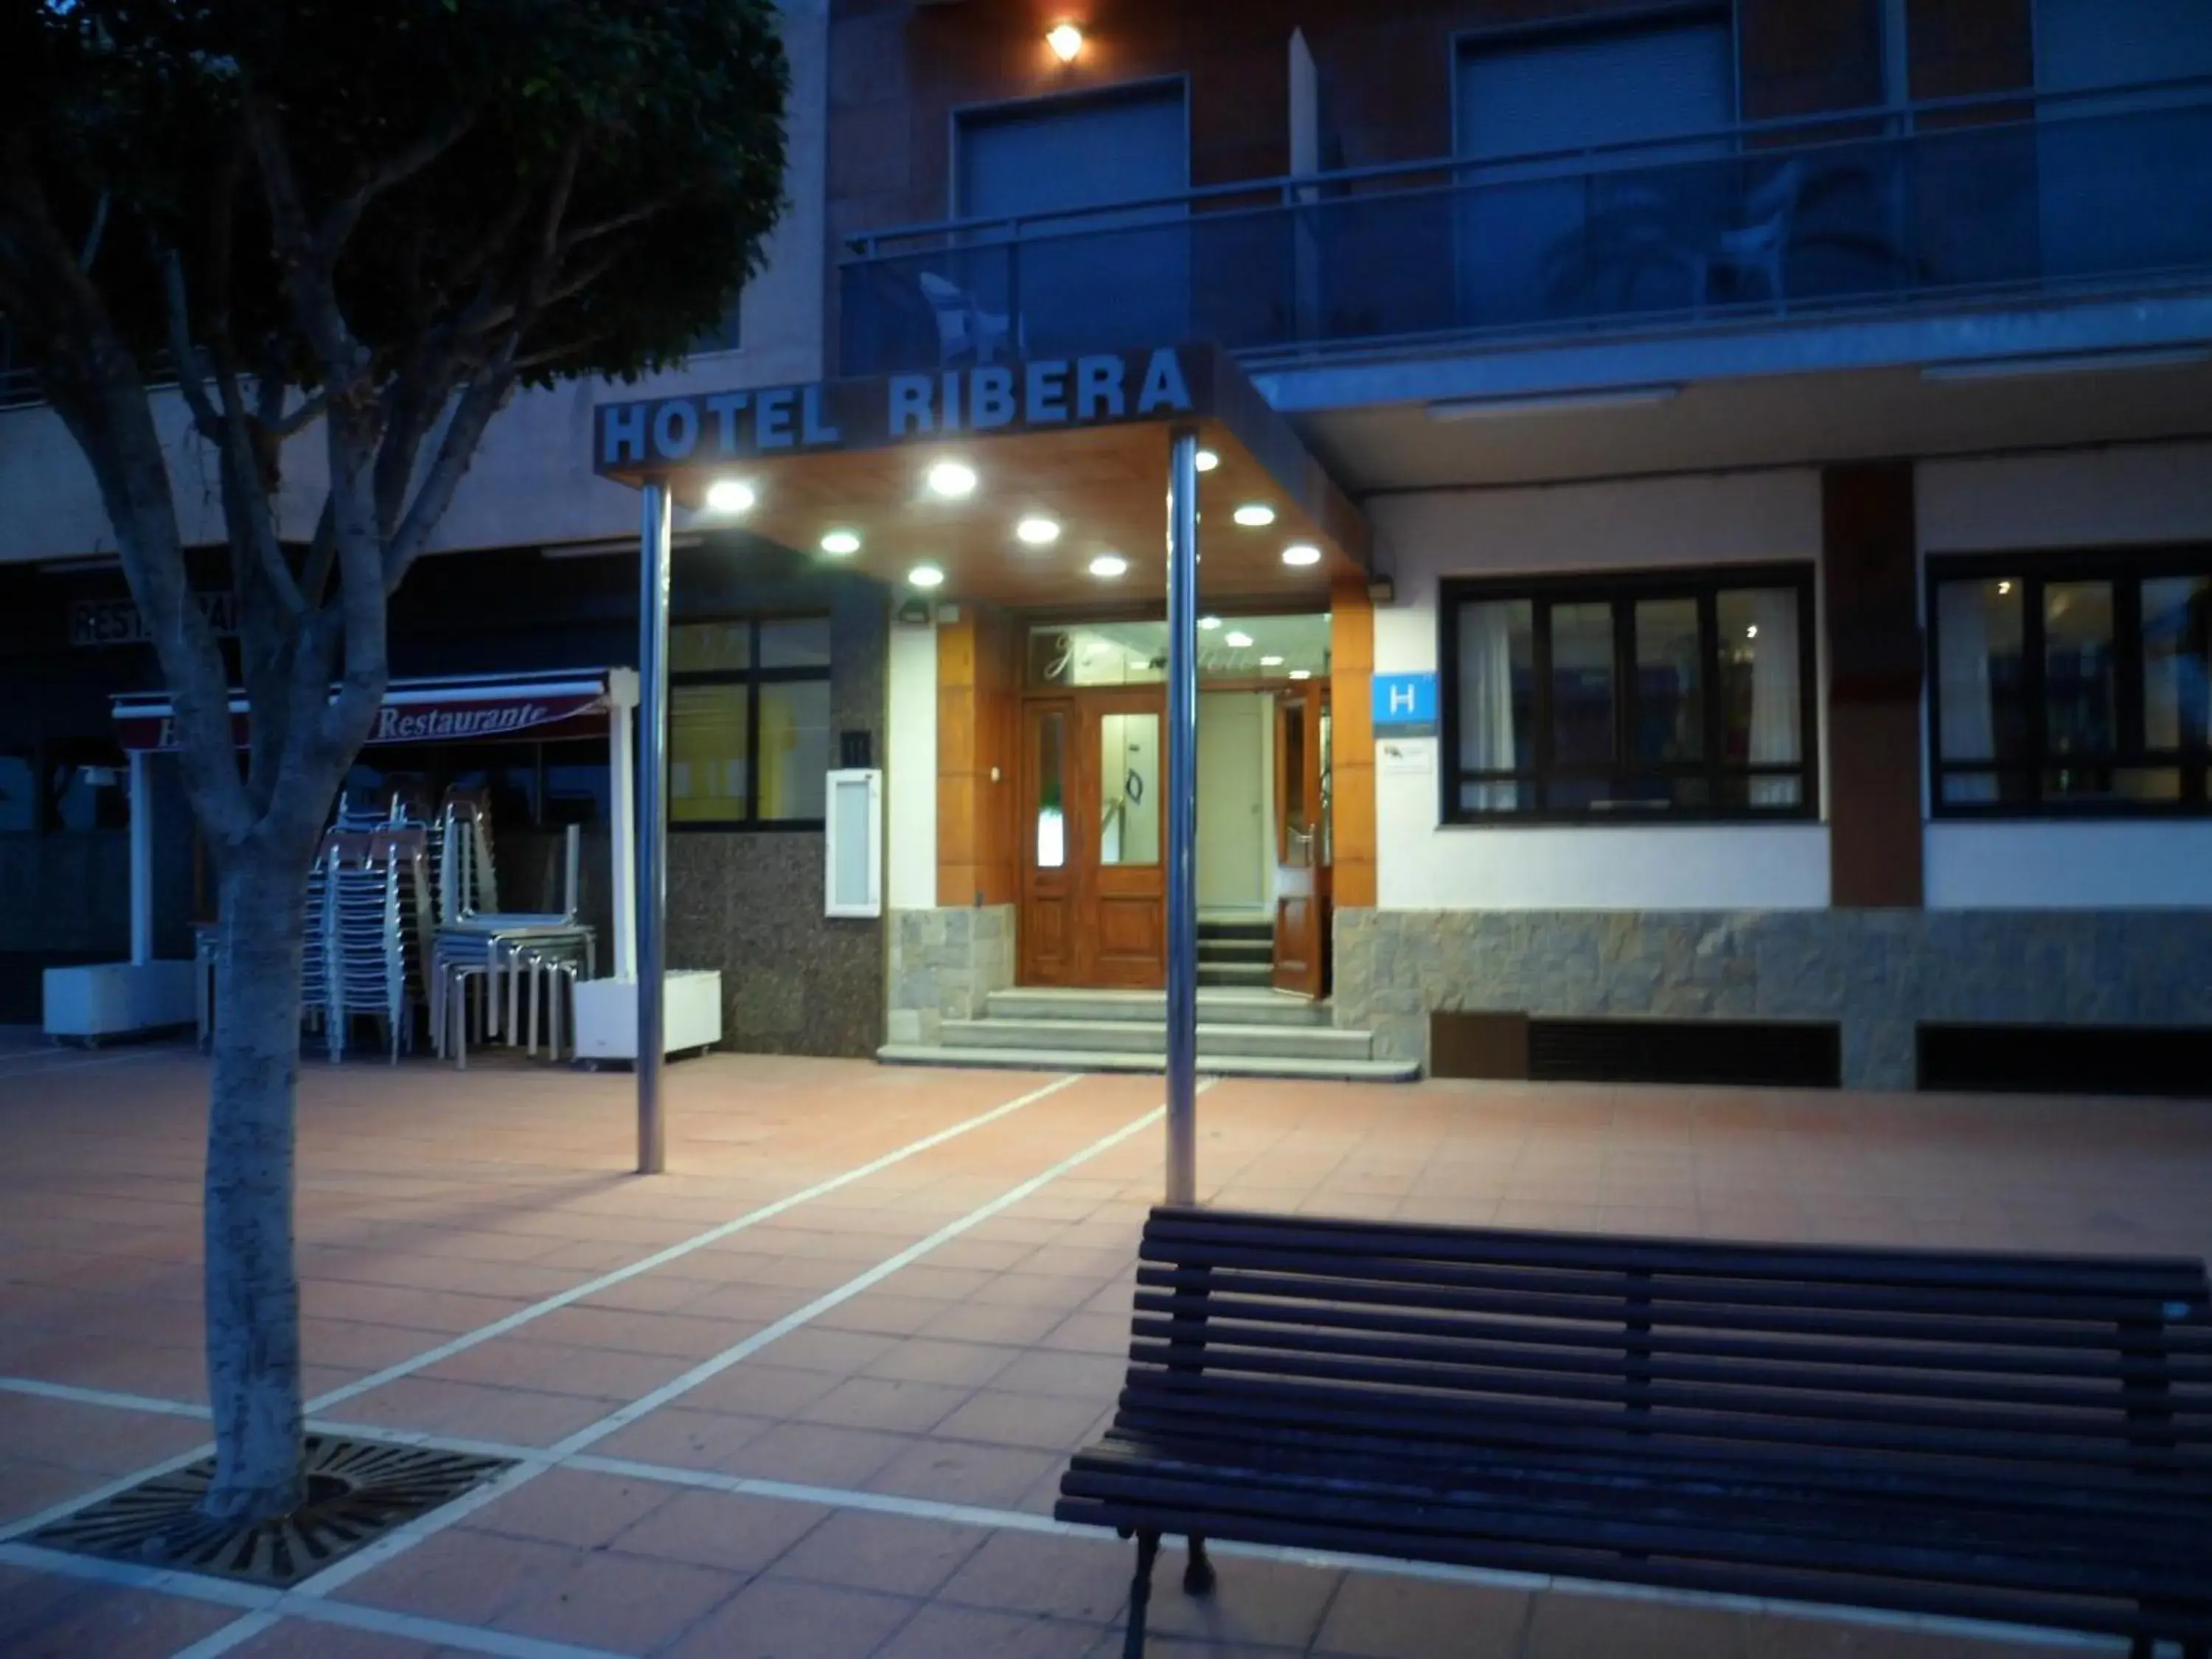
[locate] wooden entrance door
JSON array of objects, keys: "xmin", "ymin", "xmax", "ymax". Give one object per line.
[
  {"xmin": 1019, "ymin": 688, "xmax": 1167, "ymax": 989},
  {"xmin": 1273, "ymin": 685, "xmax": 1332, "ymax": 998}
]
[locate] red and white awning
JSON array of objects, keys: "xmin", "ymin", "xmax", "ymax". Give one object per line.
[{"xmin": 112, "ymin": 669, "xmax": 635, "ymax": 754}]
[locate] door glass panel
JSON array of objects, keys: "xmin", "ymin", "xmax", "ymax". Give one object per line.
[
  {"xmin": 2045, "ymin": 580, "xmax": 2115, "ymax": 778},
  {"xmin": 1034, "ymin": 712, "xmax": 1066, "ymax": 869},
  {"xmin": 1320, "ymin": 706, "xmax": 1333, "ymax": 866},
  {"xmin": 1098, "ymin": 712, "xmax": 1159, "ymax": 866},
  {"xmin": 1281, "ymin": 698, "xmax": 1310, "ymax": 866}
]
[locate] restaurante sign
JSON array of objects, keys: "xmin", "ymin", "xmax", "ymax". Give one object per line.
[{"xmin": 594, "ymin": 344, "xmax": 1211, "ymax": 473}]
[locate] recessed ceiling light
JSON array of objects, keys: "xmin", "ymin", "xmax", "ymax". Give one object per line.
[
  {"xmin": 1199, "ymin": 615, "xmax": 1222, "ymax": 630},
  {"xmin": 1233, "ymin": 504, "xmax": 1276, "ymax": 527},
  {"xmin": 1260, "ymin": 655, "xmax": 1284, "ymax": 667},
  {"xmin": 1015, "ymin": 515, "xmax": 1060, "ymax": 546},
  {"xmin": 1224, "ymin": 630, "xmax": 1253, "ymax": 649},
  {"xmin": 1045, "ymin": 21, "xmax": 1083, "ymax": 62},
  {"xmin": 1281, "ymin": 543, "xmax": 1321, "ymax": 566},
  {"xmin": 925, "ymin": 460, "xmax": 978, "ymax": 498},
  {"xmin": 1089, "ymin": 553, "xmax": 1128, "ymax": 579},
  {"xmin": 1195, "ymin": 448, "xmax": 1220, "ymax": 473},
  {"xmin": 1288, "ymin": 669, "xmax": 1312, "ymax": 681},
  {"xmin": 908, "ymin": 563, "xmax": 945, "ymax": 588},
  {"xmin": 704, "ymin": 479, "xmax": 755, "ymax": 515},
  {"xmin": 820, "ymin": 529, "xmax": 861, "ymax": 555},
  {"xmin": 1746, "ymin": 625, "xmax": 1759, "ymax": 639}
]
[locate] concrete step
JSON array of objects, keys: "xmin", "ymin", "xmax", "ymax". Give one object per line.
[
  {"xmin": 1199, "ymin": 963, "xmax": 1274, "ymax": 988},
  {"xmin": 878, "ymin": 1043, "xmax": 1421, "ymax": 1084},
  {"xmin": 942, "ymin": 1017, "xmax": 1374, "ymax": 1062},
  {"xmin": 985, "ymin": 987, "xmax": 1326, "ymax": 1027},
  {"xmin": 1197, "ymin": 919, "xmax": 1273, "ymax": 943},
  {"xmin": 1198, "ymin": 937, "xmax": 1274, "ymax": 964}
]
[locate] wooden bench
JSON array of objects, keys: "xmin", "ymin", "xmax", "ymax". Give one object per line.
[{"xmin": 1057, "ymin": 1206, "xmax": 2212, "ymax": 1659}]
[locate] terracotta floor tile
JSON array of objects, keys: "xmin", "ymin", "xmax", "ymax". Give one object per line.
[
  {"xmin": 799, "ymin": 1375, "xmax": 973, "ymax": 1434},
  {"xmin": 931, "ymin": 1388, "xmax": 1110, "ymax": 1453},
  {"xmin": 762, "ymin": 1326, "xmax": 900, "ymax": 1377},
  {"xmin": 936, "ymin": 1528, "xmax": 1133, "ymax": 1623},
  {"xmin": 866, "ymin": 1439, "xmax": 1068, "ymax": 1508},
  {"xmin": 224, "ymin": 1621, "xmax": 444, "ymax": 1658},
  {"xmin": 462, "ymin": 1466, "xmax": 672, "ymax": 1550},
  {"xmin": 1523, "ymin": 1589, "xmax": 1753, "ymax": 1659},
  {"xmin": 875, "ymin": 1603, "xmax": 1113, "ymax": 1659},
  {"xmin": 587, "ymin": 1406, "xmax": 775, "ymax": 1470},
  {"xmin": 683, "ymin": 1363, "xmax": 837, "ymax": 1420},
  {"xmin": 917, "ymin": 1301, "xmax": 1068, "ymax": 1347},
  {"xmin": 607, "ymin": 1486, "xmax": 831, "ymax": 1574},
  {"xmin": 493, "ymin": 1547, "xmax": 741, "ymax": 1652},
  {"xmin": 768, "ymin": 1507, "xmax": 990, "ymax": 1599},
  {"xmin": 1311, "ymin": 1573, "xmax": 1532, "ymax": 1659},
  {"xmin": 720, "ymin": 1421, "xmax": 914, "ymax": 1486},
  {"xmin": 339, "ymin": 1528, "xmax": 582, "ymax": 1625},
  {"xmin": 0, "ymin": 1578, "xmax": 243, "ymax": 1659},
  {"xmin": 1140, "ymin": 1551, "xmax": 1344, "ymax": 1650},
  {"xmin": 659, "ymin": 1576, "xmax": 919, "ymax": 1659},
  {"xmin": 864, "ymin": 1338, "xmax": 1019, "ymax": 1389}
]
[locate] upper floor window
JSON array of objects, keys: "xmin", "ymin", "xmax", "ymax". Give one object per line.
[
  {"xmin": 1441, "ymin": 567, "xmax": 1818, "ymax": 824},
  {"xmin": 1928, "ymin": 552, "xmax": 2212, "ymax": 815},
  {"xmin": 669, "ymin": 616, "xmax": 833, "ymax": 830}
]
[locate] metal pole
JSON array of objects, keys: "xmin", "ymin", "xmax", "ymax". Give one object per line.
[
  {"xmin": 128, "ymin": 748, "xmax": 152, "ymax": 967},
  {"xmin": 636, "ymin": 481, "xmax": 671, "ymax": 1175},
  {"xmin": 1164, "ymin": 428, "xmax": 1200, "ymax": 1206}
]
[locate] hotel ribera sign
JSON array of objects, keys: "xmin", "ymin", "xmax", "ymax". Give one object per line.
[{"xmin": 594, "ymin": 344, "xmax": 1212, "ymax": 473}]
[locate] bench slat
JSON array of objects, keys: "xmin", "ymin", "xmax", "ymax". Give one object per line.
[
  {"xmin": 1135, "ymin": 1265, "xmax": 2212, "ymax": 1353},
  {"xmin": 1130, "ymin": 1311, "xmax": 2212, "ymax": 1409},
  {"xmin": 1131, "ymin": 1288, "xmax": 2212, "ymax": 1383}
]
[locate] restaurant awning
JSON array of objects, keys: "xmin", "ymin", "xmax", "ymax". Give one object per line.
[{"xmin": 112, "ymin": 669, "xmax": 631, "ymax": 754}]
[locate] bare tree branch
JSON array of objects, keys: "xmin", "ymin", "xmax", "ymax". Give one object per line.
[
  {"xmin": 78, "ymin": 190, "xmax": 109, "ymax": 270},
  {"xmin": 164, "ymin": 250, "xmax": 305, "ymax": 619},
  {"xmin": 268, "ymin": 392, "xmax": 327, "ymax": 439},
  {"xmin": 316, "ymin": 105, "xmax": 479, "ymax": 262},
  {"xmin": 380, "ymin": 369, "xmax": 512, "ymax": 591},
  {"xmin": 562, "ymin": 194, "xmax": 678, "ymax": 249}
]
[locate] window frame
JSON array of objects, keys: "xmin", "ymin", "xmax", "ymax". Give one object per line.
[
  {"xmin": 668, "ymin": 613, "xmax": 834, "ymax": 832},
  {"xmin": 1438, "ymin": 563, "xmax": 1820, "ymax": 827},
  {"xmin": 1926, "ymin": 544, "xmax": 2212, "ymax": 820}
]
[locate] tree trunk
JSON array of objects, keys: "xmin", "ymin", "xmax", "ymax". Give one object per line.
[{"xmin": 199, "ymin": 846, "xmax": 311, "ymax": 1523}]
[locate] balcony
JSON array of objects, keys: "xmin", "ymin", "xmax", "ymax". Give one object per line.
[{"xmin": 839, "ymin": 78, "xmax": 2212, "ymax": 382}]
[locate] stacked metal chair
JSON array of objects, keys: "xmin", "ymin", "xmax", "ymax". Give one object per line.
[{"xmin": 313, "ymin": 827, "xmax": 431, "ymax": 1065}]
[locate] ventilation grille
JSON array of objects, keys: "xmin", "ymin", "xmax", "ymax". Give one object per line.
[
  {"xmin": 1528, "ymin": 1018, "xmax": 1841, "ymax": 1089},
  {"xmin": 1919, "ymin": 1023, "xmax": 2212, "ymax": 1099}
]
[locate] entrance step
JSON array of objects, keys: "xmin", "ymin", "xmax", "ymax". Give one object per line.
[
  {"xmin": 942, "ymin": 1017, "xmax": 1373, "ymax": 1062},
  {"xmin": 1197, "ymin": 916, "xmax": 1273, "ymax": 943},
  {"xmin": 1197, "ymin": 936, "xmax": 1273, "ymax": 964},
  {"xmin": 985, "ymin": 987, "xmax": 1325, "ymax": 1027},
  {"xmin": 1198, "ymin": 961, "xmax": 1274, "ymax": 989},
  {"xmin": 877, "ymin": 1043, "xmax": 1420, "ymax": 1084}
]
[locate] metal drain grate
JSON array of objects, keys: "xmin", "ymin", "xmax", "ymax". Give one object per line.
[{"xmin": 28, "ymin": 1433, "xmax": 514, "ymax": 1587}]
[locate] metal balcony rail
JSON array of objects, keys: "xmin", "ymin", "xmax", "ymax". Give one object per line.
[{"xmin": 839, "ymin": 74, "xmax": 2212, "ymax": 377}]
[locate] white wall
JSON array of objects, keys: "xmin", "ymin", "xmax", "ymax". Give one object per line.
[
  {"xmin": 886, "ymin": 616, "xmax": 937, "ymax": 911},
  {"xmin": 0, "ymin": 0, "xmax": 830, "ymax": 568},
  {"xmin": 1919, "ymin": 441, "xmax": 2212, "ymax": 910},
  {"xmin": 1370, "ymin": 470, "xmax": 1832, "ymax": 911}
]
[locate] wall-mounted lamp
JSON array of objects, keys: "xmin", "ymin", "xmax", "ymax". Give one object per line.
[{"xmin": 1046, "ymin": 22, "xmax": 1084, "ymax": 63}]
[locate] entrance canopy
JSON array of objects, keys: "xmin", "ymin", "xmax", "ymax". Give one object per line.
[
  {"xmin": 112, "ymin": 669, "xmax": 633, "ymax": 754},
  {"xmin": 592, "ymin": 343, "xmax": 1370, "ymax": 605}
]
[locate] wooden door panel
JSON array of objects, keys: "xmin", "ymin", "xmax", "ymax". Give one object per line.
[
  {"xmin": 1018, "ymin": 700, "xmax": 1077, "ymax": 987},
  {"xmin": 1092, "ymin": 895, "xmax": 1164, "ymax": 987},
  {"xmin": 1273, "ymin": 687, "xmax": 1332, "ymax": 998},
  {"xmin": 1076, "ymin": 689, "xmax": 1166, "ymax": 990}
]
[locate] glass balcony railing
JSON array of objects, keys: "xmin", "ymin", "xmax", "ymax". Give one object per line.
[{"xmin": 839, "ymin": 77, "xmax": 2212, "ymax": 378}]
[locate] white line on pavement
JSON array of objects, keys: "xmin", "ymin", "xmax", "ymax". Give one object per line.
[{"xmin": 304, "ymin": 1071, "xmax": 1084, "ymax": 1415}]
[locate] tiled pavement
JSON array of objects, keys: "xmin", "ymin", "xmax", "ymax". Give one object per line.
[{"xmin": 4, "ymin": 1039, "xmax": 2208, "ymax": 1658}]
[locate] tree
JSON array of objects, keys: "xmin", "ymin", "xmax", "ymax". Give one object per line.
[{"xmin": 0, "ymin": 0, "xmax": 788, "ymax": 1525}]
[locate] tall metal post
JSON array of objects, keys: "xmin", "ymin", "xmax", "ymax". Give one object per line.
[
  {"xmin": 636, "ymin": 481, "xmax": 672, "ymax": 1175},
  {"xmin": 128, "ymin": 748, "xmax": 152, "ymax": 967},
  {"xmin": 1164, "ymin": 428, "xmax": 1201, "ymax": 1206}
]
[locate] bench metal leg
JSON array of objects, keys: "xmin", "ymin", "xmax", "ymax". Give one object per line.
[
  {"xmin": 1121, "ymin": 1530, "xmax": 1160, "ymax": 1659},
  {"xmin": 1182, "ymin": 1534, "xmax": 1215, "ymax": 1596}
]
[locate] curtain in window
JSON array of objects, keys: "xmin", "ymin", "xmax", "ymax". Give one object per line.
[
  {"xmin": 1459, "ymin": 601, "xmax": 1521, "ymax": 810},
  {"xmin": 1747, "ymin": 588, "xmax": 1802, "ymax": 805},
  {"xmin": 1937, "ymin": 581, "xmax": 1998, "ymax": 802}
]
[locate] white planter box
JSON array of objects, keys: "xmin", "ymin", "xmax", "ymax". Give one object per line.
[
  {"xmin": 43, "ymin": 961, "xmax": 198, "ymax": 1041},
  {"xmin": 571, "ymin": 970, "xmax": 723, "ymax": 1062}
]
